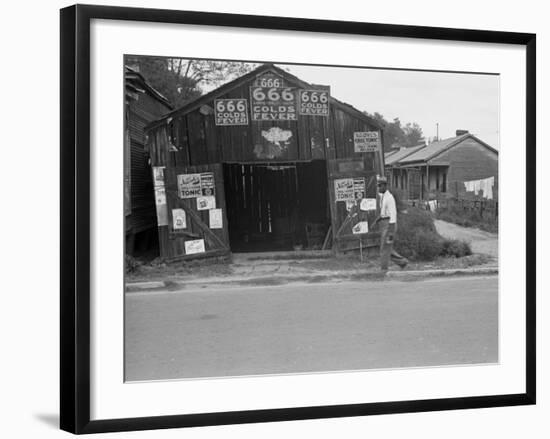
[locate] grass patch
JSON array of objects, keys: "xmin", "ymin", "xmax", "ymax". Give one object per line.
[
  {"xmin": 436, "ymin": 205, "xmax": 498, "ymax": 233},
  {"xmin": 394, "ymin": 206, "xmax": 472, "ymax": 261}
]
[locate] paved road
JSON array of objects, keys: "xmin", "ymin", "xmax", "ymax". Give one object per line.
[
  {"xmin": 125, "ymin": 276, "xmax": 498, "ymax": 381},
  {"xmin": 434, "ymin": 219, "xmax": 498, "ymax": 258}
]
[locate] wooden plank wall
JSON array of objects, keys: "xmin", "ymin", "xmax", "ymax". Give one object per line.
[
  {"xmin": 157, "ymin": 164, "xmax": 230, "ymax": 261},
  {"xmin": 126, "ymin": 92, "xmax": 171, "ymax": 235},
  {"xmin": 327, "ymin": 158, "xmax": 380, "ymax": 253},
  {"xmin": 146, "ymin": 84, "xmax": 381, "ymax": 168}
]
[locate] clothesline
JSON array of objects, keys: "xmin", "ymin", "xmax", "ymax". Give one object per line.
[{"xmin": 463, "ymin": 176, "xmax": 494, "ymax": 200}]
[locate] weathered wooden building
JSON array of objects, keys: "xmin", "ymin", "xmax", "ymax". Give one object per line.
[
  {"xmin": 125, "ymin": 66, "xmax": 172, "ymax": 255},
  {"xmin": 385, "ymin": 131, "xmax": 498, "ymax": 201},
  {"xmin": 144, "ymin": 64, "xmax": 386, "ymax": 261}
]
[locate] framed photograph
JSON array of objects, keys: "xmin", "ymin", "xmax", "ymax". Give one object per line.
[{"xmin": 60, "ymin": 4, "xmax": 536, "ymax": 434}]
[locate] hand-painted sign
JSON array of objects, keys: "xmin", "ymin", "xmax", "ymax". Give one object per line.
[
  {"xmin": 172, "ymin": 208, "xmax": 187, "ymax": 230},
  {"xmin": 250, "ymin": 86, "xmax": 297, "ymax": 121},
  {"xmin": 334, "ymin": 178, "xmax": 355, "ymax": 202},
  {"xmin": 354, "ymin": 131, "xmax": 381, "ymax": 153},
  {"xmin": 353, "ymin": 177, "xmax": 366, "ymax": 199},
  {"xmin": 177, "ymin": 173, "xmax": 202, "ymax": 198},
  {"xmin": 185, "ymin": 239, "xmax": 205, "ymax": 255},
  {"xmin": 214, "ymin": 99, "xmax": 248, "ymax": 126},
  {"xmin": 253, "ymin": 74, "xmax": 284, "ymax": 88},
  {"xmin": 200, "ymin": 172, "xmax": 215, "ymax": 196},
  {"xmin": 209, "ymin": 208, "xmax": 223, "ymax": 229},
  {"xmin": 197, "ymin": 196, "xmax": 216, "ymax": 211},
  {"xmin": 299, "ymin": 89, "xmax": 330, "ymax": 116}
]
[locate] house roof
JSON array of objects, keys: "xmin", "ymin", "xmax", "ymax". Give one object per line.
[
  {"xmin": 145, "ymin": 63, "xmax": 382, "ymax": 131},
  {"xmin": 397, "ymin": 133, "xmax": 498, "ymax": 165},
  {"xmin": 385, "ymin": 144, "xmax": 427, "ymax": 166},
  {"xmin": 125, "ymin": 66, "xmax": 173, "ymax": 109}
]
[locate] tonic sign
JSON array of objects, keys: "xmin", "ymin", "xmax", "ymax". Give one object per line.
[
  {"xmin": 299, "ymin": 89, "xmax": 330, "ymax": 116},
  {"xmin": 354, "ymin": 131, "xmax": 381, "ymax": 153},
  {"xmin": 250, "ymin": 85, "xmax": 297, "ymax": 121},
  {"xmin": 214, "ymin": 99, "xmax": 248, "ymax": 126}
]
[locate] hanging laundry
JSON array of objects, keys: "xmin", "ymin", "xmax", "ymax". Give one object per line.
[{"xmin": 463, "ymin": 176, "xmax": 494, "ymax": 199}]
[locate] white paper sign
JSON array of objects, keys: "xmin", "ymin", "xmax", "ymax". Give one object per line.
[
  {"xmin": 178, "ymin": 173, "xmax": 202, "ymax": 198},
  {"xmin": 197, "ymin": 196, "xmax": 216, "ymax": 211},
  {"xmin": 354, "ymin": 131, "xmax": 381, "ymax": 152},
  {"xmin": 152, "ymin": 166, "xmax": 165, "ymax": 187},
  {"xmin": 352, "ymin": 221, "xmax": 369, "ymax": 234},
  {"xmin": 334, "ymin": 178, "xmax": 354, "ymax": 201},
  {"xmin": 360, "ymin": 198, "xmax": 377, "ymax": 211},
  {"xmin": 184, "ymin": 239, "xmax": 205, "ymax": 255},
  {"xmin": 172, "ymin": 209, "xmax": 186, "ymax": 230},
  {"xmin": 209, "ymin": 208, "xmax": 223, "ymax": 229}
]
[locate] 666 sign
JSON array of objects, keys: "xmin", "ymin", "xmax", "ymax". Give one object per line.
[
  {"xmin": 299, "ymin": 89, "xmax": 330, "ymax": 116},
  {"xmin": 250, "ymin": 86, "xmax": 298, "ymax": 121},
  {"xmin": 214, "ymin": 98, "xmax": 248, "ymax": 126}
]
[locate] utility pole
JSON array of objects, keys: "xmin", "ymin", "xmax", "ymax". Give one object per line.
[{"xmin": 436, "ymin": 123, "xmax": 439, "ymax": 141}]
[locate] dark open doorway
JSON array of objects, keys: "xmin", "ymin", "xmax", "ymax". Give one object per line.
[{"xmin": 223, "ymin": 161, "xmax": 329, "ymax": 252}]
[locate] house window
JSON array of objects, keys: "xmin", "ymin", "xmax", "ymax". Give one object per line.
[{"xmin": 441, "ymin": 171, "xmax": 447, "ymax": 192}]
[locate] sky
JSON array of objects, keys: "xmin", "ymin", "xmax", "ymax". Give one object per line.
[
  {"xmin": 193, "ymin": 59, "xmax": 499, "ymax": 148},
  {"xmin": 281, "ymin": 63, "xmax": 500, "ymax": 148}
]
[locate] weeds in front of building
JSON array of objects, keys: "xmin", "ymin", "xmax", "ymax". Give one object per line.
[{"xmin": 435, "ymin": 203, "xmax": 498, "ymax": 234}]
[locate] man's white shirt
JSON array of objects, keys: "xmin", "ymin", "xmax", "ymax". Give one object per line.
[{"xmin": 379, "ymin": 191, "xmax": 397, "ymax": 224}]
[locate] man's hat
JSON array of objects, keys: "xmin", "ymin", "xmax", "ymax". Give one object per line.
[{"xmin": 377, "ymin": 176, "xmax": 388, "ymax": 184}]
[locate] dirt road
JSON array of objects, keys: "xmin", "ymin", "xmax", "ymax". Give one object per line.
[{"xmin": 434, "ymin": 219, "xmax": 498, "ymax": 258}]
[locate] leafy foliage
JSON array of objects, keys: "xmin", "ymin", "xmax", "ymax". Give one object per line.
[
  {"xmin": 365, "ymin": 112, "xmax": 425, "ymax": 149},
  {"xmin": 393, "ymin": 206, "xmax": 472, "ymax": 261},
  {"xmin": 125, "ymin": 57, "xmax": 257, "ymax": 108},
  {"xmin": 436, "ymin": 205, "xmax": 498, "ymax": 233}
]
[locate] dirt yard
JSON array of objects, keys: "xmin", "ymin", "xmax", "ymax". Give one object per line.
[{"xmin": 434, "ymin": 219, "xmax": 498, "ymax": 259}]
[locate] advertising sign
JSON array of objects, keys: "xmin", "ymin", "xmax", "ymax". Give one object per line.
[
  {"xmin": 185, "ymin": 239, "xmax": 205, "ymax": 255},
  {"xmin": 152, "ymin": 166, "xmax": 165, "ymax": 187},
  {"xmin": 197, "ymin": 196, "xmax": 216, "ymax": 211},
  {"xmin": 352, "ymin": 221, "xmax": 369, "ymax": 235},
  {"xmin": 299, "ymin": 89, "xmax": 330, "ymax": 116},
  {"xmin": 334, "ymin": 178, "xmax": 355, "ymax": 202},
  {"xmin": 354, "ymin": 131, "xmax": 381, "ymax": 153},
  {"xmin": 200, "ymin": 172, "xmax": 215, "ymax": 196},
  {"xmin": 172, "ymin": 208, "xmax": 187, "ymax": 230},
  {"xmin": 209, "ymin": 208, "xmax": 223, "ymax": 229},
  {"xmin": 154, "ymin": 187, "xmax": 168, "ymax": 226},
  {"xmin": 177, "ymin": 173, "xmax": 202, "ymax": 198},
  {"xmin": 360, "ymin": 198, "xmax": 377, "ymax": 211},
  {"xmin": 353, "ymin": 177, "xmax": 366, "ymax": 199},
  {"xmin": 250, "ymin": 85, "xmax": 297, "ymax": 121},
  {"xmin": 214, "ymin": 99, "xmax": 248, "ymax": 126}
]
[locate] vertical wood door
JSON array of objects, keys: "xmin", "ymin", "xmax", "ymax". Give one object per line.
[
  {"xmin": 327, "ymin": 158, "xmax": 380, "ymax": 253},
  {"xmin": 156, "ymin": 163, "xmax": 231, "ymax": 261}
]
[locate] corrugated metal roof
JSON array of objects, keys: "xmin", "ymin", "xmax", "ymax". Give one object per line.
[
  {"xmin": 385, "ymin": 144, "xmax": 427, "ymax": 165},
  {"xmin": 398, "ymin": 134, "xmax": 469, "ymax": 164}
]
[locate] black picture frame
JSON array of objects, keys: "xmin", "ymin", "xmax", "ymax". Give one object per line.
[{"xmin": 60, "ymin": 4, "xmax": 536, "ymax": 434}]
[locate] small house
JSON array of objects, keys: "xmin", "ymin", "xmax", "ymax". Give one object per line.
[
  {"xmin": 125, "ymin": 66, "xmax": 173, "ymax": 255},
  {"xmin": 385, "ymin": 131, "xmax": 498, "ymax": 201}
]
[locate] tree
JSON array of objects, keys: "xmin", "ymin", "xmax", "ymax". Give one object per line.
[
  {"xmin": 364, "ymin": 112, "xmax": 425, "ymax": 149},
  {"xmin": 125, "ymin": 56, "xmax": 257, "ymax": 108},
  {"xmin": 402, "ymin": 122, "xmax": 425, "ymax": 147}
]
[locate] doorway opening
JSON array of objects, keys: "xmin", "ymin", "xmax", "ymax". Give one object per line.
[{"xmin": 223, "ymin": 161, "xmax": 330, "ymax": 252}]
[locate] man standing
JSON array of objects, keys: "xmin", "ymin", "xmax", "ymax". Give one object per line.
[{"xmin": 372, "ymin": 176, "xmax": 408, "ymax": 271}]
